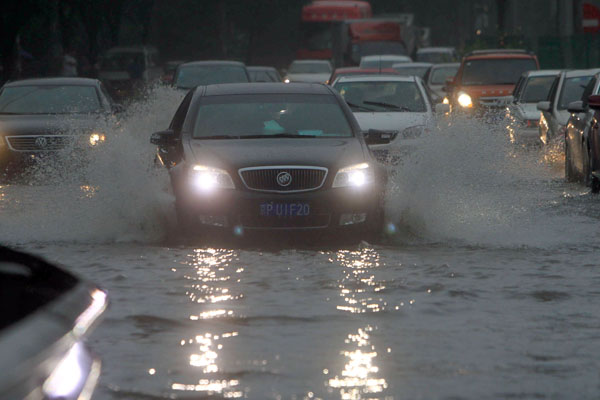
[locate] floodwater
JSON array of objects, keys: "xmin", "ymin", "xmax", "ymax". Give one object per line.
[{"xmin": 2, "ymin": 87, "xmax": 600, "ymax": 399}]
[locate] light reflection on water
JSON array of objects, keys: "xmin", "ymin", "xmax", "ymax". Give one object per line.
[
  {"xmin": 328, "ymin": 247, "xmax": 390, "ymax": 399},
  {"xmin": 170, "ymin": 247, "xmax": 244, "ymax": 398}
]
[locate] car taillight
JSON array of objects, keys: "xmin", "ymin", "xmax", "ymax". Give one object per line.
[{"xmin": 526, "ymin": 119, "xmax": 539, "ymax": 128}]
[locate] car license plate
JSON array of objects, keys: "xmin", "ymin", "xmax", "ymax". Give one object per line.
[{"xmin": 260, "ymin": 202, "xmax": 310, "ymax": 217}]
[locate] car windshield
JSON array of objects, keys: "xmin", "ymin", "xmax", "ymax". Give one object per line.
[
  {"xmin": 289, "ymin": 63, "xmax": 331, "ymax": 74},
  {"xmin": 334, "ymin": 81, "xmax": 427, "ymax": 112},
  {"xmin": 416, "ymin": 52, "xmax": 456, "ymax": 63},
  {"xmin": 461, "ymin": 58, "xmax": 538, "ymax": 85},
  {"xmin": 393, "ymin": 66, "xmax": 430, "ymax": 79},
  {"xmin": 249, "ymin": 70, "xmax": 280, "ymax": 82},
  {"xmin": 360, "ymin": 58, "xmax": 409, "ymax": 69},
  {"xmin": 193, "ymin": 94, "xmax": 352, "ymax": 138},
  {"xmin": 430, "ymin": 66, "xmax": 459, "ymax": 84},
  {"xmin": 175, "ymin": 65, "xmax": 249, "ymax": 88},
  {"xmin": 557, "ymin": 75, "xmax": 593, "ymax": 110},
  {"xmin": 0, "ymin": 85, "xmax": 102, "ymax": 114},
  {"xmin": 519, "ymin": 75, "xmax": 556, "ymax": 103},
  {"xmin": 101, "ymin": 52, "xmax": 145, "ymax": 72}
]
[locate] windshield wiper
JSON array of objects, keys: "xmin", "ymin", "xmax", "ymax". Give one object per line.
[
  {"xmin": 242, "ymin": 133, "xmax": 318, "ymax": 139},
  {"xmin": 345, "ymin": 101, "xmax": 375, "ymax": 112},
  {"xmin": 363, "ymin": 100, "xmax": 411, "ymax": 111},
  {"xmin": 195, "ymin": 135, "xmax": 241, "ymax": 139}
]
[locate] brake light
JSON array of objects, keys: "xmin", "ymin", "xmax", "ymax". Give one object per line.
[{"xmin": 526, "ymin": 119, "xmax": 539, "ymax": 128}]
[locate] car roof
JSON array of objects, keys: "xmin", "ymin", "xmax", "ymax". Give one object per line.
[
  {"xmin": 202, "ymin": 82, "xmax": 332, "ymax": 96},
  {"xmin": 565, "ymin": 68, "xmax": 600, "ymax": 78},
  {"xmin": 3, "ymin": 77, "xmax": 100, "ymax": 87},
  {"xmin": 392, "ymin": 62, "xmax": 433, "ymax": 68},
  {"xmin": 522, "ymin": 69, "xmax": 561, "ymax": 77},
  {"xmin": 429, "ymin": 62, "xmax": 460, "ymax": 69},
  {"xmin": 361, "ymin": 55, "xmax": 412, "ymax": 61},
  {"xmin": 335, "ymin": 75, "xmax": 417, "ymax": 84},
  {"xmin": 180, "ymin": 60, "xmax": 246, "ymax": 68},
  {"xmin": 417, "ymin": 47, "xmax": 455, "ymax": 53}
]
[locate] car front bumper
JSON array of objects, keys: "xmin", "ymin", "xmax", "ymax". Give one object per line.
[{"xmin": 177, "ymin": 184, "xmax": 384, "ymax": 233}]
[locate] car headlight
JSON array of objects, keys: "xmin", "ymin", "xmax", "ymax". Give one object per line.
[
  {"xmin": 442, "ymin": 97, "xmax": 449, "ymax": 105},
  {"xmin": 190, "ymin": 165, "xmax": 235, "ymax": 191},
  {"xmin": 284, "ymin": 78, "xmax": 290, "ymax": 83},
  {"xmin": 332, "ymin": 162, "xmax": 374, "ymax": 188},
  {"xmin": 89, "ymin": 132, "xmax": 106, "ymax": 146},
  {"xmin": 457, "ymin": 92, "xmax": 473, "ymax": 108}
]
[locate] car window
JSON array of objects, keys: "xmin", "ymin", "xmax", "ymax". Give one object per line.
[
  {"xmin": 393, "ymin": 66, "xmax": 430, "ymax": 79},
  {"xmin": 557, "ymin": 75, "xmax": 593, "ymax": 110},
  {"xmin": 170, "ymin": 90, "xmax": 194, "ymax": 134},
  {"xmin": 429, "ymin": 66, "xmax": 459, "ymax": 85},
  {"xmin": 547, "ymin": 75, "xmax": 560, "ymax": 104},
  {"xmin": 193, "ymin": 94, "xmax": 352, "ymax": 138},
  {"xmin": 580, "ymin": 76, "xmax": 597, "ymax": 107},
  {"xmin": 461, "ymin": 58, "xmax": 538, "ymax": 85},
  {"xmin": 334, "ymin": 80, "xmax": 427, "ymax": 112},
  {"xmin": 520, "ymin": 76, "xmax": 556, "ymax": 103},
  {"xmin": 289, "ymin": 63, "xmax": 331, "ymax": 74},
  {"xmin": 0, "ymin": 85, "xmax": 102, "ymax": 114},
  {"xmin": 174, "ymin": 65, "xmax": 249, "ymax": 89}
]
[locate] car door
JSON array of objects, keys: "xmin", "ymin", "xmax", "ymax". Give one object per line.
[
  {"xmin": 548, "ymin": 74, "xmax": 565, "ymax": 141},
  {"xmin": 157, "ymin": 90, "xmax": 193, "ymax": 168},
  {"xmin": 568, "ymin": 77, "xmax": 596, "ymax": 174},
  {"xmin": 540, "ymin": 74, "xmax": 560, "ymax": 143}
]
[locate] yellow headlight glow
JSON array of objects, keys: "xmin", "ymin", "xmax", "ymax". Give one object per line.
[
  {"xmin": 457, "ymin": 93, "xmax": 473, "ymax": 108},
  {"xmin": 89, "ymin": 133, "xmax": 106, "ymax": 146}
]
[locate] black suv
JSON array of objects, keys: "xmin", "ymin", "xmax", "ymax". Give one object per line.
[{"xmin": 150, "ymin": 83, "xmax": 388, "ymax": 239}]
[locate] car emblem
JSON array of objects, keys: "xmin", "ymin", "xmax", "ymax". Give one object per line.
[
  {"xmin": 276, "ymin": 171, "xmax": 292, "ymax": 187},
  {"xmin": 35, "ymin": 137, "xmax": 48, "ymax": 148}
]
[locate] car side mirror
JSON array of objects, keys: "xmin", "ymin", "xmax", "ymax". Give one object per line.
[
  {"xmin": 150, "ymin": 129, "xmax": 178, "ymax": 146},
  {"xmin": 443, "ymin": 77, "xmax": 455, "ymax": 93},
  {"xmin": 364, "ymin": 129, "xmax": 396, "ymax": 145},
  {"xmin": 588, "ymin": 95, "xmax": 600, "ymax": 110},
  {"xmin": 435, "ymin": 103, "xmax": 450, "ymax": 114},
  {"xmin": 567, "ymin": 100, "xmax": 585, "ymax": 114},
  {"xmin": 537, "ymin": 101, "xmax": 551, "ymax": 112}
]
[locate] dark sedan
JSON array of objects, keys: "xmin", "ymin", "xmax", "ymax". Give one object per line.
[
  {"xmin": 0, "ymin": 78, "xmax": 121, "ymax": 178},
  {"xmin": 565, "ymin": 75, "xmax": 600, "ymax": 192},
  {"xmin": 150, "ymin": 83, "xmax": 388, "ymax": 240}
]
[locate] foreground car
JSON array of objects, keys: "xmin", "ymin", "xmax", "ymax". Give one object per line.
[
  {"xmin": 332, "ymin": 75, "xmax": 447, "ymax": 163},
  {"xmin": 505, "ymin": 69, "xmax": 559, "ymax": 144},
  {"xmin": 151, "ymin": 83, "xmax": 387, "ymax": 239},
  {"xmin": 565, "ymin": 75, "xmax": 600, "ymax": 191},
  {"xmin": 0, "ymin": 246, "xmax": 107, "ymax": 400},
  {"xmin": 0, "ymin": 78, "xmax": 120, "ymax": 179}
]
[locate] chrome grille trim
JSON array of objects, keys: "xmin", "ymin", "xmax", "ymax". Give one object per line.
[
  {"xmin": 5, "ymin": 135, "xmax": 74, "ymax": 152},
  {"xmin": 238, "ymin": 165, "xmax": 328, "ymax": 193}
]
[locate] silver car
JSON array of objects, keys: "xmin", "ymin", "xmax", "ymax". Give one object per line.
[{"xmin": 505, "ymin": 70, "xmax": 560, "ymax": 144}]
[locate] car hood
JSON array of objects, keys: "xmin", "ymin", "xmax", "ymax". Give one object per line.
[
  {"xmin": 353, "ymin": 112, "xmax": 430, "ymax": 132},
  {"xmin": 0, "ymin": 114, "xmax": 107, "ymax": 136},
  {"xmin": 286, "ymin": 73, "xmax": 330, "ymax": 83},
  {"xmin": 187, "ymin": 137, "xmax": 366, "ymax": 172},
  {"xmin": 459, "ymin": 85, "xmax": 515, "ymax": 99}
]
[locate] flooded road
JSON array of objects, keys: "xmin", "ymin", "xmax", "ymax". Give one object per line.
[{"xmin": 2, "ymin": 88, "xmax": 600, "ymax": 399}]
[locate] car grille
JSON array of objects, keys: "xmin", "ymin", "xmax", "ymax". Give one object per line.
[
  {"xmin": 239, "ymin": 166, "xmax": 328, "ymax": 193},
  {"xmin": 240, "ymin": 214, "xmax": 330, "ymax": 228},
  {"xmin": 6, "ymin": 135, "xmax": 74, "ymax": 152}
]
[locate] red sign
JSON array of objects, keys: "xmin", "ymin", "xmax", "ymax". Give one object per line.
[{"xmin": 583, "ymin": 3, "xmax": 600, "ymax": 33}]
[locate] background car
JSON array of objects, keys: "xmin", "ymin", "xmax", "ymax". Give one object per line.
[
  {"xmin": 537, "ymin": 68, "xmax": 600, "ymax": 145},
  {"xmin": 172, "ymin": 61, "xmax": 250, "ymax": 90},
  {"xmin": 332, "ymin": 75, "xmax": 448, "ymax": 163},
  {"xmin": 505, "ymin": 69, "xmax": 560, "ymax": 144},
  {"xmin": 391, "ymin": 62, "xmax": 433, "ymax": 79},
  {"xmin": 327, "ymin": 67, "xmax": 400, "ymax": 86},
  {"xmin": 423, "ymin": 62, "xmax": 459, "ymax": 101},
  {"xmin": 359, "ymin": 54, "xmax": 412, "ymax": 69},
  {"xmin": 415, "ymin": 47, "xmax": 459, "ymax": 63},
  {"xmin": 447, "ymin": 49, "xmax": 539, "ymax": 115},
  {"xmin": 0, "ymin": 78, "xmax": 121, "ymax": 179},
  {"xmin": 150, "ymin": 83, "xmax": 387, "ymax": 239},
  {"xmin": 248, "ymin": 66, "xmax": 283, "ymax": 82},
  {"xmin": 283, "ymin": 60, "xmax": 332, "ymax": 83},
  {"xmin": 98, "ymin": 45, "xmax": 162, "ymax": 100},
  {"xmin": 564, "ymin": 74, "xmax": 600, "ymax": 191}
]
